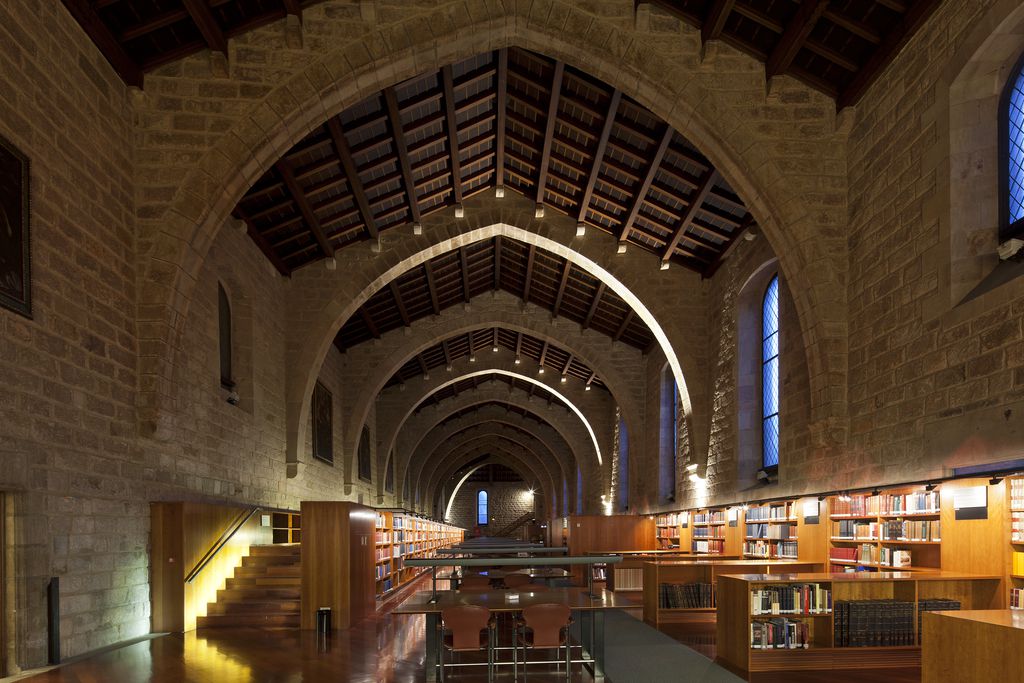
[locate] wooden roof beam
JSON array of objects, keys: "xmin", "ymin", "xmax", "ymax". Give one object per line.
[
  {"xmin": 613, "ymin": 309, "xmax": 635, "ymax": 342},
  {"xmin": 183, "ymin": 0, "xmax": 227, "ymax": 55},
  {"xmin": 442, "ymin": 65, "xmax": 464, "ymax": 206},
  {"xmin": 577, "ymin": 90, "xmax": 621, "ymax": 222},
  {"xmin": 388, "ymin": 281, "xmax": 410, "ymax": 326},
  {"xmin": 467, "ymin": 332, "xmax": 476, "ymax": 358},
  {"xmin": 702, "ymin": 0, "xmax": 736, "ymax": 44},
  {"xmin": 585, "ymin": 370, "xmax": 597, "ymax": 389},
  {"xmin": 458, "ymin": 246, "xmax": 472, "ymax": 302},
  {"xmin": 515, "ymin": 331, "xmax": 524, "ymax": 359},
  {"xmin": 552, "ymin": 260, "xmax": 572, "ymax": 317},
  {"xmin": 61, "ymin": 0, "xmax": 144, "ymax": 88},
  {"xmin": 617, "ymin": 127, "xmax": 673, "ymax": 243},
  {"xmin": 274, "ymin": 158, "xmax": 334, "ymax": 259},
  {"xmin": 662, "ymin": 169, "xmax": 719, "ymax": 262},
  {"xmin": 765, "ymin": 0, "xmax": 829, "ymax": 79},
  {"xmin": 821, "ymin": 9, "xmax": 880, "ymax": 44},
  {"xmin": 416, "ymin": 354, "xmax": 429, "ymax": 376},
  {"xmin": 492, "ymin": 327, "xmax": 500, "ymax": 351},
  {"xmin": 837, "ymin": 0, "xmax": 942, "ymax": 109},
  {"xmin": 495, "ymin": 49, "xmax": 508, "ymax": 189},
  {"xmin": 538, "ymin": 341, "xmax": 549, "ymax": 368},
  {"xmin": 233, "ymin": 208, "xmax": 291, "ymax": 277},
  {"xmin": 327, "ymin": 118, "xmax": 378, "ymax": 240},
  {"xmin": 360, "ymin": 308, "xmax": 380, "ymax": 339},
  {"xmin": 424, "ymin": 261, "xmax": 441, "ymax": 314},
  {"xmin": 561, "ymin": 353, "xmax": 574, "ymax": 376},
  {"xmin": 535, "ymin": 61, "xmax": 565, "ymax": 205},
  {"xmin": 441, "ymin": 339, "xmax": 453, "ymax": 367},
  {"xmin": 493, "ymin": 236, "xmax": 503, "ymax": 290},
  {"xmin": 384, "ymin": 88, "xmax": 421, "ymax": 224},
  {"xmin": 583, "ymin": 283, "xmax": 606, "ymax": 330},
  {"xmin": 522, "ymin": 245, "xmax": 536, "ymax": 303}
]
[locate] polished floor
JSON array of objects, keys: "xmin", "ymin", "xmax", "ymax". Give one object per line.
[{"xmin": 13, "ymin": 581, "xmax": 921, "ymax": 683}]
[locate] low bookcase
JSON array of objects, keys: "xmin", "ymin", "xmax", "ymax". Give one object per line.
[
  {"xmin": 641, "ymin": 559, "xmax": 820, "ymax": 627},
  {"xmin": 716, "ymin": 571, "xmax": 1001, "ymax": 674}
]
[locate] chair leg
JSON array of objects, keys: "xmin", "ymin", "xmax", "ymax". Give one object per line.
[
  {"xmin": 439, "ymin": 642, "xmax": 445, "ymax": 683},
  {"xmin": 513, "ymin": 628, "xmax": 517, "ymax": 681}
]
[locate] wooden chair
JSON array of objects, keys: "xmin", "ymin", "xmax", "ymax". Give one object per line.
[
  {"xmin": 503, "ymin": 573, "xmax": 533, "ymax": 589},
  {"xmin": 439, "ymin": 605, "xmax": 495, "ymax": 682},
  {"xmin": 513, "ymin": 603, "xmax": 573, "ymax": 681}
]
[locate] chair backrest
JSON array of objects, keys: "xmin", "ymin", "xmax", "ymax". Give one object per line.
[
  {"xmin": 459, "ymin": 576, "xmax": 491, "ymax": 590},
  {"xmin": 504, "ymin": 573, "xmax": 532, "ymax": 588},
  {"xmin": 522, "ymin": 603, "xmax": 571, "ymax": 648},
  {"xmin": 441, "ymin": 605, "xmax": 491, "ymax": 650}
]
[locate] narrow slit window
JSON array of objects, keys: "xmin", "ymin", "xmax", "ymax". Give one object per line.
[
  {"xmin": 477, "ymin": 490, "xmax": 488, "ymax": 526},
  {"xmin": 762, "ymin": 275, "xmax": 780, "ymax": 470},
  {"xmin": 218, "ymin": 283, "xmax": 233, "ymax": 388},
  {"xmin": 1003, "ymin": 54, "xmax": 1024, "ymax": 238}
]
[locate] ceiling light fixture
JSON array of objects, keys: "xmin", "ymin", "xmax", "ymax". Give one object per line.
[
  {"xmin": 535, "ymin": 204, "xmax": 545, "ymax": 219},
  {"xmin": 514, "ymin": 356, "xmax": 521, "ymax": 365},
  {"xmin": 576, "ymin": 222, "xmax": 586, "ymax": 237},
  {"xmin": 492, "ymin": 345, "xmax": 499, "ymax": 353},
  {"xmin": 616, "ymin": 243, "xmax": 627, "ymax": 254},
  {"xmin": 659, "ymin": 261, "xmax": 670, "ymax": 271},
  {"xmin": 495, "ymin": 186, "xmax": 505, "ymax": 199},
  {"xmin": 560, "ymin": 375, "xmax": 567, "ymax": 383},
  {"xmin": 454, "ymin": 205, "xmax": 465, "ymax": 218},
  {"xmin": 412, "ymin": 222, "xmax": 423, "ymax": 235},
  {"xmin": 537, "ymin": 367, "xmax": 545, "ymax": 375}
]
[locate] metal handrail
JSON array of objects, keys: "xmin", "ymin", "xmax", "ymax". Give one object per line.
[{"xmin": 184, "ymin": 506, "xmax": 261, "ymax": 584}]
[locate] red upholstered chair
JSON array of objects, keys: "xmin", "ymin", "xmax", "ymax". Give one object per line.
[
  {"xmin": 458, "ymin": 575, "xmax": 492, "ymax": 591},
  {"xmin": 503, "ymin": 573, "xmax": 533, "ymax": 589},
  {"xmin": 439, "ymin": 605, "xmax": 495, "ymax": 682},
  {"xmin": 513, "ymin": 603, "xmax": 573, "ymax": 681}
]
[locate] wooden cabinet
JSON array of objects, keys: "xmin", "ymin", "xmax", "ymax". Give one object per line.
[
  {"xmin": 300, "ymin": 501, "xmax": 376, "ymax": 630},
  {"xmin": 922, "ymin": 610, "xmax": 1024, "ymax": 683}
]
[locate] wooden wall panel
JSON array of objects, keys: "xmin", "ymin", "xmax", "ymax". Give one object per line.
[
  {"xmin": 796, "ymin": 496, "xmax": 828, "ymax": 564},
  {"xmin": 566, "ymin": 514, "xmax": 655, "ymax": 582},
  {"xmin": 940, "ymin": 478, "xmax": 1007, "ymax": 608}
]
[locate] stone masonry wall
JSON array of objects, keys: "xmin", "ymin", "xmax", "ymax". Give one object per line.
[{"xmin": 449, "ymin": 481, "xmax": 539, "ymax": 535}]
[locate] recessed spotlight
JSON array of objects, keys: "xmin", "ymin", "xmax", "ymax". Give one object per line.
[
  {"xmin": 514, "ymin": 356, "xmax": 521, "ymax": 365},
  {"xmin": 576, "ymin": 222, "xmax": 586, "ymax": 237},
  {"xmin": 454, "ymin": 205, "xmax": 465, "ymax": 218},
  {"xmin": 413, "ymin": 222, "xmax": 423, "ymax": 235},
  {"xmin": 492, "ymin": 346, "xmax": 499, "ymax": 353},
  {"xmin": 495, "ymin": 186, "xmax": 505, "ymax": 199},
  {"xmin": 535, "ymin": 204, "xmax": 545, "ymax": 219}
]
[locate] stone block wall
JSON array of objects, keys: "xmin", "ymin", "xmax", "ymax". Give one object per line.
[{"xmin": 448, "ymin": 481, "xmax": 540, "ymax": 535}]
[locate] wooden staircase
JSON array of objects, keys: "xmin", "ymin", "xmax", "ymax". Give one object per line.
[{"xmin": 197, "ymin": 544, "xmax": 301, "ymax": 628}]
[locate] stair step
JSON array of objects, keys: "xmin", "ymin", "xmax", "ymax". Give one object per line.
[
  {"xmin": 197, "ymin": 613, "xmax": 300, "ymax": 629},
  {"xmin": 205, "ymin": 600, "xmax": 300, "ymax": 615},
  {"xmin": 217, "ymin": 587, "xmax": 300, "ymax": 601},
  {"xmin": 232, "ymin": 565, "xmax": 301, "ymax": 578},
  {"xmin": 241, "ymin": 554, "xmax": 300, "ymax": 567},
  {"xmin": 226, "ymin": 576, "xmax": 301, "ymax": 589},
  {"xmin": 248, "ymin": 544, "xmax": 301, "ymax": 556}
]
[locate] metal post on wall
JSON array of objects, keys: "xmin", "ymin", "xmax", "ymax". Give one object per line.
[{"xmin": 47, "ymin": 577, "xmax": 59, "ymax": 665}]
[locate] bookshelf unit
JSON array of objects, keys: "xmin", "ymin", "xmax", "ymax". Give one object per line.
[
  {"xmin": 655, "ymin": 512, "xmax": 684, "ymax": 550},
  {"xmin": 374, "ymin": 510, "xmax": 463, "ymax": 599},
  {"xmin": 743, "ymin": 501, "xmax": 798, "ymax": 560},
  {"xmin": 691, "ymin": 508, "xmax": 739, "ymax": 555},
  {"xmin": 271, "ymin": 510, "xmax": 301, "ymax": 544},
  {"xmin": 642, "ymin": 559, "xmax": 819, "ymax": 627},
  {"xmin": 827, "ymin": 489, "xmax": 941, "ymax": 573},
  {"xmin": 716, "ymin": 571, "xmax": 1001, "ymax": 674},
  {"xmin": 1010, "ymin": 477, "xmax": 1024, "ymax": 608}
]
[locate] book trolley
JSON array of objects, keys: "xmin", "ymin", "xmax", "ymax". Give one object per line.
[{"xmin": 716, "ymin": 571, "xmax": 1001, "ymax": 674}]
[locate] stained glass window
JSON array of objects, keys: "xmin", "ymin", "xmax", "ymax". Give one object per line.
[
  {"xmin": 1008, "ymin": 61, "xmax": 1024, "ymax": 227},
  {"xmin": 762, "ymin": 275, "xmax": 780, "ymax": 470},
  {"xmin": 477, "ymin": 490, "xmax": 488, "ymax": 526}
]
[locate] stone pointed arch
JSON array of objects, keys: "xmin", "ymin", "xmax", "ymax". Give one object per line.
[
  {"xmin": 432, "ymin": 447, "xmax": 554, "ymax": 522},
  {"xmin": 138, "ymin": 6, "xmax": 846, "ymax": 479}
]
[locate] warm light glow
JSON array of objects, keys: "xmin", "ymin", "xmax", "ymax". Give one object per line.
[
  {"xmin": 686, "ymin": 463, "xmax": 698, "ymax": 472},
  {"xmin": 413, "ymin": 222, "xmax": 423, "ymax": 235},
  {"xmin": 495, "ymin": 186, "xmax": 505, "ymax": 199},
  {"xmin": 535, "ymin": 204, "xmax": 545, "ymax": 218},
  {"xmin": 454, "ymin": 205, "xmax": 465, "ymax": 218},
  {"xmin": 538, "ymin": 366, "xmax": 545, "ymax": 374},
  {"xmin": 514, "ymin": 356, "xmax": 521, "ymax": 365},
  {"xmin": 616, "ymin": 243, "xmax": 627, "ymax": 254},
  {"xmin": 659, "ymin": 260, "xmax": 670, "ymax": 271},
  {"xmin": 576, "ymin": 222, "xmax": 586, "ymax": 237},
  {"xmin": 492, "ymin": 346, "xmax": 499, "ymax": 353},
  {"xmin": 585, "ymin": 384, "xmax": 591, "ymax": 391},
  {"xmin": 560, "ymin": 375, "xmax": 567, "ymax": 383}
]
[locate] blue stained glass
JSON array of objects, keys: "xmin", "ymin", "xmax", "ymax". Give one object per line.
[
  {"xmin": 762, "ymin": 275, "xmax": 780, "ymax": 470},
  {"xmin": 477, "ymin": 490, "xmax": 488, "ymax": 526},
  {"xmin": 1010, "ymin": 66, "xmax": 1024, "ymax": 224}
]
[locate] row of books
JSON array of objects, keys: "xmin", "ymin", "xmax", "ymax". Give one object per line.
[
  {"xmin": 751, "ymin": 583, "xmax": 831, "ymax": 615},
  {"xmin": 693, "ymin": 511, "xmax": 726, "ymax": 524},
  {"xmin": 1011, "ymin": 478, "xmax": 1024, "ymax": 510},
  {"xmin": 374, "ymin": 564, "xmax": 390, "ymax": 580},
  {"xmin": 693, "ymin": 526, "xmax": 726, "ymax": 539},
  {"xmin": 830, "ymin": 494, "xmax": 878, "ymax": 517},
  {"xmin": 745, "ymin": 503, "xmax": 794, "ymax": 521},
  {"xmin": 744, "ymin": 540, "xmax": 798, "ymax": 558},
  {"xmin": 375, "ymin": 548, "xmax": 391, "ymax": 562},
  {"xmin": 1012, "ymin": 512, "xmax": 1024, "ymax": 542},
  {"xmin": 659, "ymin": 582, "xmax": 714, "ymax": 609},
  {"xmin": 878, "ymin": 548, "xmax": 912, "ymax": 568},
  {"xmin": 750, "ymin": 618, "xmax": 811, "ymax": 649},
  {"xmin": 746, "ymin": 523, "xmax": 793, "ymax": 539},
  {"xmin": 833, "ymin": 520, "xmax": 878, "ymax": 540},
  {"xmin": 375, "ymin": 513, "xmax": 388, "ymax": 529},
  {"xmin": 830, "ymin": 545, "xmax": 876, "ymax": 564},
  {"xmin": 1012, "ymin": 551, "xmax": 1024, "ymax": 576},
  {"xmin": 879, "ymin": 492, "xmax": 940, "ymax": 515},
  {"xmin": 656, "ymin": 513, "xmax": 684, "ymax": 526},
  {"xmin": 833, "ymin": 598, "xmax": 960, "ymax": 647},
  {"xmin": 1011, "ymin": 587, "xmax": 1024, "ymax": 609},
  {"xmin": 375, "ymin": 531, "xmax": 392, "ymax": 544},
  {"xmin": 881, "ymin": 519, "xmax": 940, "ymax": 541},
  {"xmin": 692, "ymin": 539, "xmax": 725, "ymax": 554}
]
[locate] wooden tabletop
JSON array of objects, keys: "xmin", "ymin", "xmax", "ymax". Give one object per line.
[
  {"xmin": 587, "ymin": 550, "xmax": 694, "ymax": 556},
  {"xmin": 924, "ymin": 609, "xmax": 1024, "ymax": 630},
  {"xmin": 436, "ymin": 568, "xmax": 570, "ymax": 580},
  {"xmin": 392, "ymin": 587, "xmax": 628, "ymax": 614},
  {"xmin": 717, "ymin": 571, "xmax": 1002, "ymax": 582},
  {"xmin": 647, "ymin": 559, "xmax": 817, "ymax": 568}
]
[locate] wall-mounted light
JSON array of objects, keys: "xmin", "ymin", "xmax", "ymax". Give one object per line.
[
  {"xmin": 560, "ymin": 375, "xmax": 567, "ymax": 383},
  {"xmin": 659, "ymin": 261, "xmax": 670, "ymax": 271},
  {"xmin": 492, "ymin": 345, "xmax": 499, "ymax": 353},
  {"xmin": 990, "ymin": 476, "xmax": 1004, "ymax": 486},
  {"xmin": 454, "ymin": 205, "xmax": 465, "ymax": 218},
  {"xmin": 537, "ymin": 367, "xmax": 545, "ymax": 375},
  {"xmin": 616, "ymin": 243, "xmax": 627, "ymax": 254},
  {"xmin": 686, "ymin": 463, "xmax": 698, "ymax": 472},
  {"xmin": 535, "ymin": 204, "xmax": 545, "ymax": 219},
  {"xmin": 413, "ymin": 222, "xmax": 423, "ymax": 235},
  {"xmin": 495, "ymin": 185, "xmax": 505, "ymax": 199},
  {"xmin": 469, "ymin": 355, "xmax": 476, "ymax": 363},
  {"xmin": 324, "ymin": 257, "xmax": 337, "ymax": 271},
  {"xmin": 514, "ymin": 356, "xmax": 521, "ymax": 365},
  {"xmin": 924, "ymin": 483, "xmax": 937, "ymax": 492},
  {"xmin": 584, "ymin": 384, "xmax": 591, "ymax": 391},
  {"xmin": 576, "ymin": 222, "xmax": 586, "ymax": 237}
]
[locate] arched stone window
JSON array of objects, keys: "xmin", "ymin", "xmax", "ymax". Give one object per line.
[
  {"xmin": 761, "ymin": 275, "xmax": 780, "ymax": 471},
  {"xmin": 384, "ymin": 454, "xmax": 394, "ymax": 493},
  {"xmin": 217, "ymin": 283, "xmax": 233, "ymax": 388},
  {"xmin": 658, "ymin": 366, "xmax": 678, "ymax": 503},
  {"xmin": 617, "ymin": 414, "xmax": 629, "ymax": 511},
  {"xmin": 1001, "ymin": 51, "xmax": 1024, "ymax": 241},
  {"xmin": 357, "ymin": 426, "xmax": 372, "ymax": 483},
  {"xmin": 477, "ymin": 490, "xmax": 488, "ymax": 526}
]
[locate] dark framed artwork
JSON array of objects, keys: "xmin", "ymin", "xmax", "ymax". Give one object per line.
[
  {"xmin": 312, "ymin": 381, "xmax": 333, "ymax": 464},
  {"xmin": 0, "ymin": 135, "xmax": 30, "ymax": 318}
]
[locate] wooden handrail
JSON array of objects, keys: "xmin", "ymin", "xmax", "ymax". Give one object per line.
[{"xmin": 184, "ymin": 506, "xmax": 261, "ymax": 585}]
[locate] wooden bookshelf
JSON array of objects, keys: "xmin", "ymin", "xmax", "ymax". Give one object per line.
[
  {"xmin": 827, "ymin": 487, "xmax": 942, "ymax": 573},
  {"xmin": 642, "ymin": 559, "xmax": 819, "ymax": 626},
  {"xmin": 922, "ymin": 610, "xmax": 1024, "ymax": 683},
  {"xmin": 374, "ymin": 510, "xmax": 463, "ymax": 599},
  {"xmin": 716, "ymin": 571, "xmax": 1001, "ymax": 674},
  {"xmin": 271, "ymin": 511, "xmax": 301, "ymax": 544},
  {"xmin": 1010, "ymin": 477, "xmax": 1024, "ymax": 609},
  {"xmin": 601, "ymin": 550, "xmax": 699, "ymax": 592},
  {"xmin": 690, "ymin": 507, "xmax": 741, "ymax": 556}
]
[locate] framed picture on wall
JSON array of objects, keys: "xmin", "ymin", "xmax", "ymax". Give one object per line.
[
  {"xmin": 0, "ymin": 135, "xmax": 30, "ymax": 318},
  {"xmin": 312, "ymin": 381, "xmax": 333, "ymax": 464}
]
